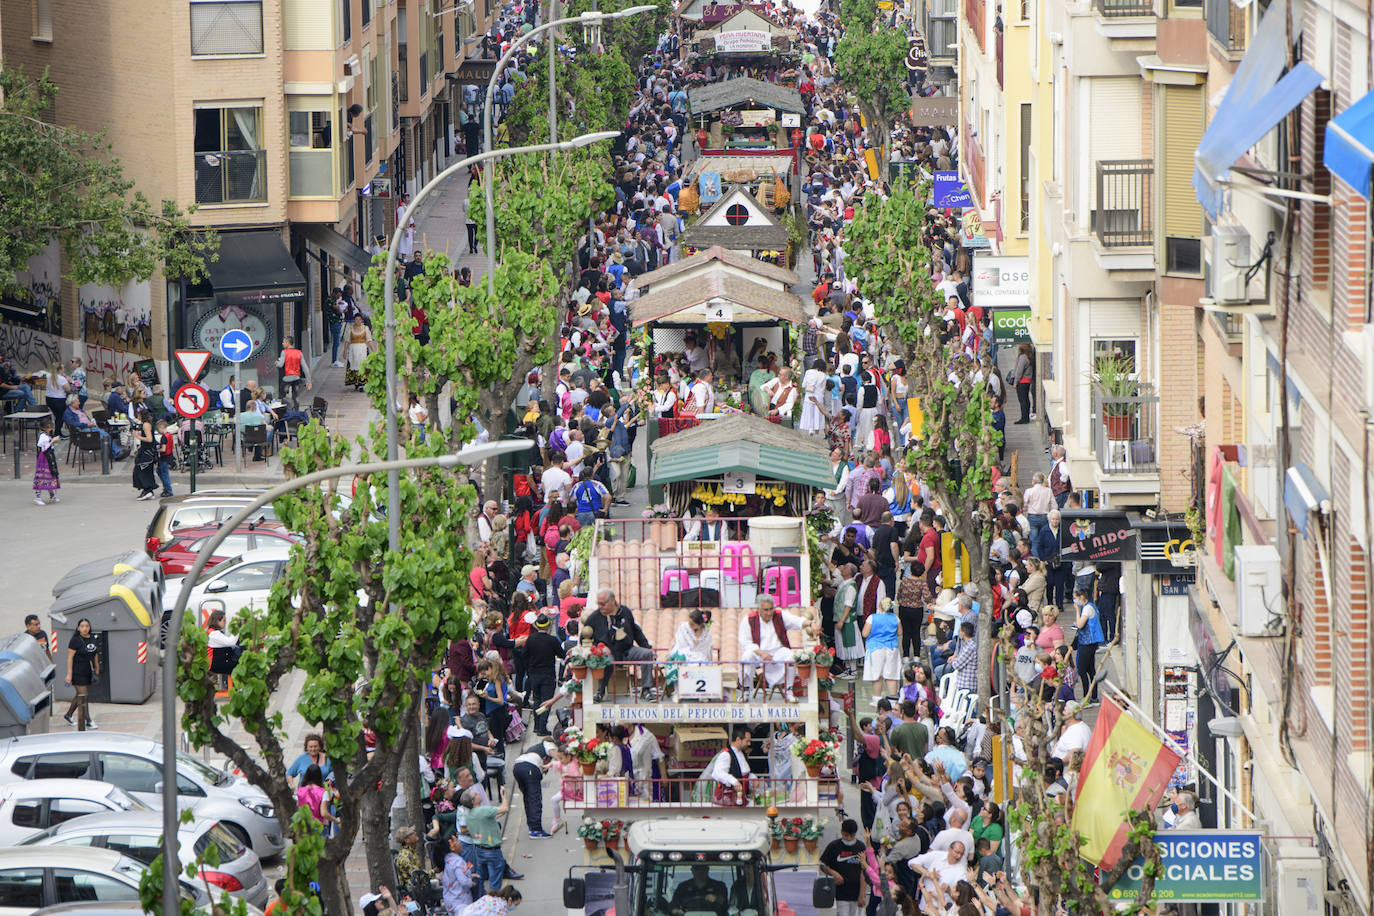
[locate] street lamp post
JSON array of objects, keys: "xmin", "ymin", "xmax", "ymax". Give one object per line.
[
  {"xmin": 159, "ymin": 440, "xmax": 532, "ymax": 916},
  {"xmin": 481, "ymin": 6, "xmax": 656, "ymax": 294}
]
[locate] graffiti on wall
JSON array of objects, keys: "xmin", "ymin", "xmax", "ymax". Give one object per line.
[
  {"xmin": 0, "ymin": 242, "xmax": 63, "ymax": 339},
  {"xmin": 80, "ymin": 281, "xmax": 153, "ymax": 381},
  {"xmin": 0, "ymin": 323, "xmax": 60, "ymax": 370}
]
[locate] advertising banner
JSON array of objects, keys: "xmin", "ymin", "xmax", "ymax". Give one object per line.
[
  {"xmin": 911, "ymin": 97, "xmax": 958, "ymax": 126},
  {"xmin": 990, "ymin": 307, "xmax": 1031, "ymax": 342},
  {"xmin": 715, "ymin": 29, "xmax": 770, "ymax": 51},
  {"xmin": 972, "ymin": 255, "xmax": 1031, "ymax": 308},
  {"xmin": 933, "ymin": 171, "xmax": 972, "ymax": 208},
  {"xmin": 1058, "ymin": 510, "xmax": 1139, "ymax": 563},
  {"xmin": 1109, "ymin": 831, "xmax": 1263, "ymax": 903}
]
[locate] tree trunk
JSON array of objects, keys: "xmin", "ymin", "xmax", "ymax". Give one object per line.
[
  {"xmin": 400, "ymin": 692, "xmax": 426, "ymax": 846},
  {"xmin": 360, "ymin": 786, "xmax": 398, "ymax": 896},
  {"xmin": 317, "ymin": 855, "xmax": 356, "ymax": 916}
]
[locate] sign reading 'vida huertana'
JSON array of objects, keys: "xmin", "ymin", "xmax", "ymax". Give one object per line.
[{"xmin": 1109, "ymin": 831, "xmax": 1263, "ymax": 902}]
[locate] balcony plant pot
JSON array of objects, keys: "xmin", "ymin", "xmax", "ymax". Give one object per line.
[
  {"xmin": 571, "ymin": 664, "xmax": 589, "ymax": 681},
  {"xmin": 1102, "ymin": 413, "xmax": 1131, "ymax": 440},
  {"xmin": 771, "ymin": 836, "xmax": 782, "ymax": 852},
  {"xmin": 584, "ymin": 838, "xmax": 599, "ymax": 851},
  {"xmin": 783, "ymin": 837, "xmax": 799, "ymax": 854},
  {"xmin": 605, "ymin": 838, "xmax": 620, "ymax": 852},
  {"xmin": 796, "ymin": 662, "xmax": 813, "ymax": 680},
  {"xmin": 803, "ymin": 838, "xmax": 819, "ymax": 853},
  {"xmin": 805, "ymin": 762, "xmax": 821, "ymax": 778},
  {"xmin": 581, "ymin": 760, "xmax": 597, "ymax": 776}
]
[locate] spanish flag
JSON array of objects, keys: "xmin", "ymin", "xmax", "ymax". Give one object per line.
[{"xmin": 1070, "ymin": 698, "xmax": 1180, "ymax": 869}]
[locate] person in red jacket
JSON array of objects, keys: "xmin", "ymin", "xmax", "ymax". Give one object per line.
[{"xmin": 276, "ymin": 336, "xmax": 312, "ymax": 409}]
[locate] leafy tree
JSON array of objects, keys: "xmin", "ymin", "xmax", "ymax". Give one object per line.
[
  {"xmin": 843, "ymin": 184, "xmax": 1001, "ymax": 695},
  {"xmin": 833, "ymin": 0, "xmax": 909, "ymax": 160},
  {"xmin": 564, "ymin": 0, "xmax": 673, "ymax": 68},
  {"xmin": 0, "ymin": 68, "xmax": 215, "ymax": 295},
  {"xmin": 178, "ymin": 420, "xmax": 478, "ymax": 916}
]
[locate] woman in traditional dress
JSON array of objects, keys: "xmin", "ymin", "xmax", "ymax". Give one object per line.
[
  {"xmin": 345, "ymin": 313, "xmax": 376, "ymax": 391},
  {"xmin": 799, "ymin": 358, "xmax": 829, "ymax": 434}
]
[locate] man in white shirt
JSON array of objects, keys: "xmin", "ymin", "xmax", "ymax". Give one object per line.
[
  {"xmin": 689, "ymin": 369, "xmax": 716, "ymax": 414},
  {"xmin": 909, "ymin": 843, "xmax": 969, "ymax": 897},
  {"xmin": 738, "ymin": 596, "xmax": 810, "ymax": 688},
  {"xmin": 927, "ymin": 808, "xmax": 974, "ymax": 861},
  {"xmin": 541, "ymin": 453, "xmax": 573, "ymax": 502},
  {"xmin": 1051, "ymin": 703, "xmax": 1093, "ymax": 761},
  {"xmin": 707, "ymin": 727, "xmax": 753, "ymax": 806},
  {"xmin": 564, "ymin": 429, "xmax": 586, "ymax": 475},
  {"xmin": 476, "ymin": 500, "xmax": 499, "ymax": 546}
]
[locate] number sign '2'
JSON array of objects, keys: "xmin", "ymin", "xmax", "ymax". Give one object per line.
[{"xmin": 683, "ymin": 664, "xmax": 724, "ymax": 700}]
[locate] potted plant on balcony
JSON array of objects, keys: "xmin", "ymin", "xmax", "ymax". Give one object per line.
[{"xmin": 1092, "ymin": 355, "xmax": 1138, "ymax": 441}]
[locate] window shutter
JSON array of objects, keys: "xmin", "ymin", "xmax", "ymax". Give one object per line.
[
  {"xmin": 1089, "ymin": 77, "xmax": 1143, "ymax": 164},
  {"xmin": 1162, "ymin": 85, "xmax": 1205, "ymax": 239},
  {"xmin": 191, "ymin": 1, "xmax": 265, "ymax": 55}
]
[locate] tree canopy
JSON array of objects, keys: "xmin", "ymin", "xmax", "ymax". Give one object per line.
[
  {"xmin": 0, "ymin": 67, "xmax": 215, "ymax": 294},
  {"xmin": 833, "ymin": 0, "xmax": 909, "ymax": 158}
]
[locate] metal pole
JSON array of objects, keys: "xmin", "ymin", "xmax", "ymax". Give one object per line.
[
  {"xmin": 159, "ymin": 441, "xmax": 530, "ymax": 916},
  {"xmin": 548, "ymin": 0, "xmax": 558, "ymax": 144}
]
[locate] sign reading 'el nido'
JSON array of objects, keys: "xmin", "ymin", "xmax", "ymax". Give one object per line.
[{"xmin": 1111, "ymin": 831, "xmax": 1263, "ymax": 903}]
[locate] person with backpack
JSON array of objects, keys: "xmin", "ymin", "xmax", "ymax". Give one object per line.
[{"xmin": 571, "ymin": 467, "xmax": 609, "ymax": 526}]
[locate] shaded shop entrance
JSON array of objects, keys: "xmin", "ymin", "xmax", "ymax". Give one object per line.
[{"xmin": 172, "ymin": 229, "xmax": 307, "ymax": 395}]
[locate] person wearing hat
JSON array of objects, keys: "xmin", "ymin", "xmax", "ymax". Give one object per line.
[
  {"xmin": 515, "ymin": 564, "xmax": 539, "ymax": 597},
  {"xmin": 511, "ymin": 740, "xmax": 554, "ymax": 838},
  {"xmin": 524, "ymin": 613, "xmax": 565, "ymax": 737}
]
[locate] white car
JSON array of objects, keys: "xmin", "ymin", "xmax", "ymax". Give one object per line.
[
  {"xmin": 0, "ymin": 847, "xmax": 206, "ymax": 916},
  {"xmin": 161, "ymin": 545, "xmax": 292, "ymax": 626},
  {"xmin": 21, "ymin": 810, "xmax": 270, "ymax": 909},
  {"xmin": 0, "ymin": 781, "xmax": 145, "ymax": 846},
  {"xmin": 0, "ymin": 734, "xmax": 285, "ymax": 859}
]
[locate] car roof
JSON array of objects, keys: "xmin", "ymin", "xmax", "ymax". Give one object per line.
[
  {"xmin": 159, "ymin": 491, "xmax": 265, "ymax": 505},
  {"xmin": 211, "ymin": 545, "xmax": 293, "ymax": 564},
  {"xmin": 1, "ymin": 732, "xmax": 161, "ymax": 756},
  {"xmin": 28, "ymin": 809, "xmax": 200, "ymax": 837},
  {"xmin": 0, "ymin": 845, "xmax": 129, "ymax": 867},
  {"xmin": 34, "ymin": 906, "xmax": 149, "ymax": 916},
  {"xmin": 165, "ymin": 521, "xmax": 294, "ymax": 540},
  {"xmin": 0, "ymin": 779, "xmax": 122, "ymax": 799}
]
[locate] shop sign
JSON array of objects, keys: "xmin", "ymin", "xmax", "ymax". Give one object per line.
[
  {"xmin": 594, "ymin": 703, "xmax": 807, "ymax": 723},
  {"xmin": 990, "ymin": 307, "xmax": 1031, "ymax": 342},
  {"xmin": 1110, "ymin": 831, "xmax": 1263, "ymax": 903},
  {"xmin": 1058, "ymin": 510, "xmax": 1139, "ymax": 562},
  {"xmin": 910, "ymin": 97, "xmax": 958, "ymax": 127},
  {"xmin": 960, "ymin": 207, "xmax": 991, "ymax": 248},
  {"xmin": 972, "ymin": 255, "xmax": 1030, "ymax": 308},
  {"xmin": 906, "ymin": 33, "xmax": 929, "ymax": 71},
  {"xmin": 452, "ymin": 59, "xmax": 497, "ymax": 83},
  {"xmin": 933, "ymin": 171, "xmax": 972, "ymax": 208},
  {"xmin": 739, "ymin": 108, "xmax": 776, "ymax": 128},
  {"xmin": 1138, "ymin": 520, "xmax": 1198, "ymax": 575},
  {"xmin": 715, "ymin": 29, "xmax": 771, "ymax": 52}
]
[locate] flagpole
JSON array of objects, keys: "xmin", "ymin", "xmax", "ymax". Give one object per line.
[{"xmin": 1101, "ymin": 681, "xmax": 1259, "ymax": 824}]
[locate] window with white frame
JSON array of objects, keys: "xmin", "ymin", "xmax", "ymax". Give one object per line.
[{"xmin": 190, "ymin": 0, "xmax": 264, "ymax": 55}]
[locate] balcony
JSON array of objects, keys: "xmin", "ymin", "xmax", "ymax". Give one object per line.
[
  {"xmin": 1091, "ymin": 385, "xmax": 1159, "ymax": 474},
  {"xmin": 289, "ymin": 149, "xmax": 334, "ymax": 198},
  {"xmin": 1094, "ymin": 159, "xmax": 1153, "ymax": 248},
  {"xmin": 193, "ymin": 150, "xmax": 266, "ymax": 205},
  {"xmin": 1094, "ymin": 0, "xmax": 1153, "ymax": 16}
]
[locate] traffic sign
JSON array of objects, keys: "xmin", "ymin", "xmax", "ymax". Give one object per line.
[
  {"xmin": 175, "ymin": 383, "xmax": 210, "ymax": 419},
  {"xmin": 218, "ymin": 329, "xmax": 254, "ymax": 363},
  {"xmin": 174, "ymin": 349, "xmax": 211, "ymax": 382}
]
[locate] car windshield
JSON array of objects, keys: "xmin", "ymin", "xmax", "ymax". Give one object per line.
[
  {"xmin": 191, "ymin": 557, "xmax": 245, "ymax": 586},
  {"xmin": 108, "ymin": 786, "xmax": 150, "ymax": 811},
  {"xmin": 177, "ymin": 751, "xmax": 231, "ymax": 787},
  {"xmin": 640, "ymin": 862, "xmax": 766, "ymax": 916},
  {"xmin": 194, "ymin": 823, "xmax": 247, "ymax": 862}
]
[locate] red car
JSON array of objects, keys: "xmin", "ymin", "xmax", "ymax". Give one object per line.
[{"xmin": 153, "ymin": 521, "xmax": 300, "ymax": 576}]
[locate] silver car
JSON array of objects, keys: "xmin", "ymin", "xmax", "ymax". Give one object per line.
[
  {"xmin": 20, "ymin": 810, "xmax": 269, "ymax": 909},
  {"xmin": 0, "ymin": 847, "xmax": 208, "ymax": 916},
  {"xmin": 0, "ymin": 734, "xmax": 284, "ymax": 858}
]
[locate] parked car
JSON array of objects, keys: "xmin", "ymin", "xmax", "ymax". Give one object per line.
[
  {"xmin": 153, "ymin": 521, "xmax": 300, "ymax": 577},
  {"xmin": 144, "ymin": 491, "xmax": 276, "ymax": 557},
  {"xmin": 0, "ymin": 734, "xmax": 285, "ymax": 859},
  {"xmin": 21, "ymin": 810, "xmax": 269, "ymax": 908},
  {"xmin": 160, "ymin": 545, "xmax": 293, "ymax": 630},
  {"xmin": 0, "ymin": 847, "xmax": 207, "ymax": 916},
  {"xmin": 0, "ymin": 781, "xmax": 145, "ymax": 846}
]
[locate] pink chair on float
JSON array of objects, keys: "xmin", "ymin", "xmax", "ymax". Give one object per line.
[
  {"xmin": 762, "ymin": 566, "xmax": 801, "ymax": 607},
  {"xmin": 721, "ymin": 541, "xmax": 757, "ymax": 583},
  {"xmin": 661, "ymin": 568, "xmax": 690, "ymax": 596}
]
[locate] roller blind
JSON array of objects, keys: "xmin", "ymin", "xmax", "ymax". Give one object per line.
[{"xmin": 1162, "ymin": 85, "xmax": 1205, "ymax": 238}]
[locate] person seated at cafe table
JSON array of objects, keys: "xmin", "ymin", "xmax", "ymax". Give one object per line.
[
  {"xmin": 237, "ymin": 395, "xmax": 274, "ymax": 461},
  {"xmin": 61, "ymin": 394, "xmax": 126, "ymax": 460}
]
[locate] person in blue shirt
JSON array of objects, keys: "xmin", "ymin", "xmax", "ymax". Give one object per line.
[{"xmin": 286, "ymin": 733, "xmax": 333, "ymax": 787}]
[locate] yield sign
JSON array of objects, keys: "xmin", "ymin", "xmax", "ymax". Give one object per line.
[{"xmin": 175, "ymin": 349, "xmax": 212, "ymax": 381}]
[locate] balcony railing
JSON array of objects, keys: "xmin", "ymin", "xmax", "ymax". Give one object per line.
[
  {"xmin": 1091, "ymin": 386, "xmax": 1159, "ymax": 474},
  {"xmin": 1094, "ymin": 0, "xmax": 1154, "ymax": 16},
  {"xmin": 1094, "ymin": 159, "xmax": 1153, "ymax": 247},
  {"xmin": 193, "ymin": 150, "xmax": 266, "ymax": 204}
]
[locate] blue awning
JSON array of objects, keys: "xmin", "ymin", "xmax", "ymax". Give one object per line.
[
  {"xmin": 1193, "ymin": 0, "xmax": 1323, "ymax": 218},
  {"xmin": 1284, "ymin": 463, "xmax": 1329, "ymax": 538},
  {"xmin": 1325, "ymin": 90, "xmax": 1374, "ymax": 198}
]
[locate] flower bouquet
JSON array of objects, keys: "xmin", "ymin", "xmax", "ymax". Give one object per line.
[
  {"xmin": 586, "ymin": 642, "xmax": 614, "ymax": 670},
  {"xmin": 602, "ymin": 818, "xmax": 626, "ymax": 849},
  {"xmin": 792, "ymin": 648, "xmax": 815, "ymax": 680},
  {"xmin": 812, "ymin": 645, "xmax": 835, "ymax": 672},
  {"xmin": 567, "ymin": 645, "xmax": 594, "ymax": 681},
  {"xmin": 799, "ymin": 815, "xmax": 824, "ymax": 851},
  {"xmin": 781, "ymin": 816, "xmax": 804, "ymax": 853},
  {"xmin": 793, "ymin": 736, "xmax": 839, "ymax": 777}
]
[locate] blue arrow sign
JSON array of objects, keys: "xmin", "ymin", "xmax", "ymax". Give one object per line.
[{"xmin": 218, "ymin": 329, "xmax": 254, "ymax": 364}]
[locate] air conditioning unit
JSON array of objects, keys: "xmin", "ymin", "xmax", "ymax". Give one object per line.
[
  {"xmin": 1234, "ymin": 544, "xmax": 1280, "ymax": 636},
  {"xmin": 1268, "ymin": 847, "xmax": 1324, "ymax": 916},
  {"xmin": 1363, "ymin": 325, "xmax": 1374, "ymax": 411},
  {"xmin": 1211, "ymin": 224, "xmax": 1251, "ymax": 304}
]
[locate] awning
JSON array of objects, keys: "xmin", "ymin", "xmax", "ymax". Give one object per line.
[
  {"xmin": 1192, "ymin": 0, "xmax": 1323, "ymax": 218},
  {"xmin": 1283, "ymin": 463, "xmax": 1330, "ymax": 538},
  {"xmin": 651, "ymin": 441, "xmax": 836, "ymax": 490},
  {"xmin": 209, "ymin": 230, "xmax": 307, "ymax": 308},
  {"xmin": 1324, "ymin": 89, "xmax": 1374, "ymax": 198},
  {"xmin": 297, "ymin": 223, "xmax": 374, "ymax": 277}
]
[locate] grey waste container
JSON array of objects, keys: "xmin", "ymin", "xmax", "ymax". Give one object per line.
[
  {"xmin": 0, "ymin": 633, "xmax": 55, "ymax": 687},
  {"xmin": 0, "ymin": 657, "xmax": 52, "ymax": 737},
  {"xmin": 52, "ymin": 551, "xmax": 164, "ymax": 597},
  {"xmin": 49, "ymin": 569, "xmax": 157, "ymax": 705}
]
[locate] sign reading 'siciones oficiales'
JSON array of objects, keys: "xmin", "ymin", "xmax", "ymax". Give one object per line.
[
  {"xmin": 1110, "ymin": 831, "xmax": 1263, "ymax": 903},
  {"xmin": 594, "ymin": 704, "xmax": 807, "ymax": 723}
]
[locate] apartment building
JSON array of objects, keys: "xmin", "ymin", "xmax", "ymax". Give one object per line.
[{"xmin": 0, "ymin": 0, "xmax": 489, "ymax": 392}]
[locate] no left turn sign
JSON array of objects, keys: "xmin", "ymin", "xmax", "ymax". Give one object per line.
[{"xmin": 175, "ymin": 383, "xmax": 211, "ymax": 419}]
